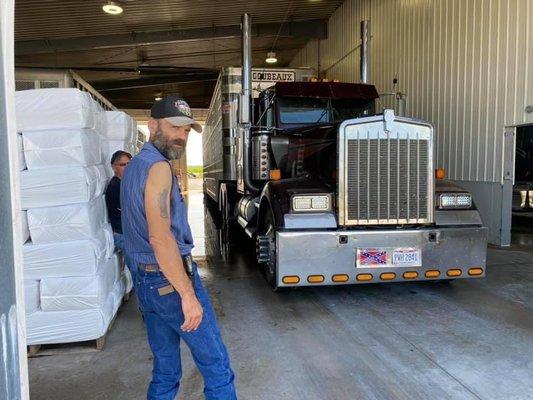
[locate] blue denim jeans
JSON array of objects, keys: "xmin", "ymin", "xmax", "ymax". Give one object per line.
[
  {"xmin": 113, "ymin": 233, "xmax": 137, "ymax": 283},
  {"xmin": 135, "ymin": 262, "xmax": 237, "ymax": 400}
]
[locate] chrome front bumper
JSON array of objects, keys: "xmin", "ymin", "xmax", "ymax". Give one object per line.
[{"xmin": 276, "ymin": 226, "xmax": 488, "ymax": 287}]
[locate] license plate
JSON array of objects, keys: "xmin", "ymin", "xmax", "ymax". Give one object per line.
[{"xmin": 392, "ymin": 248, "xmax": 421, "ymax": 267}]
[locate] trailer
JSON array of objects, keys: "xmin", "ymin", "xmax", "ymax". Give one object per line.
[{"xmin": 203, "ymin": 15, "xmax": 488, "ymax": 290}]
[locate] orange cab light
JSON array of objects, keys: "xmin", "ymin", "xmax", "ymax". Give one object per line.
[
  {"xmin": 425, "ymin": 270, "xmax": 441, "ymax": 278},
  {"xmin": 468, "ymin": 267, "xmax": 484, "ymax": 276},
  {"xmin": 282, "ymin": 275, "xmax": 300, "ymax": 284},
  {"xmin": 435, "ymin": 168, "xmax": 446, "ymax": 180},
  {"xmin": 403, "ymin": 271, "xmax": 419, "ymax": 279},
  {"xmin": 380, "ymin": 272, "xmax": 396, "ymax": 281},
  {"xmin": 269, "ymin": 169, "xmax": 281, "ymax": 181},
  {"xmin": 307, "ymin": 275, "xmax": 325, "ymax": 283},
  {"xmin": 332, "ymin": 274, "xmax": 349, "ymax": 283},
  {"xmin": 356, "ymin": 273, "xmax": 373, "ymax": 282},
  {"xmin": 447, "ymin": 269, "xmax": 462, "ymax": 277}
]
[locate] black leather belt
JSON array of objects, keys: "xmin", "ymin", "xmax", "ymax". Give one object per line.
[{"xmin": 139, "ymin": 254, "xmax": 194, "ymax": 278}]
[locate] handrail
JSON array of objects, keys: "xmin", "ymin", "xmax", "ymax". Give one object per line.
[{"xmin": 69, "ymin": 69, "xmax": 117, "ymax": 111}]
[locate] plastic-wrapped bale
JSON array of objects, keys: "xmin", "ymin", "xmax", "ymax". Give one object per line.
[
  {"xmin": 20, "ymin": 164, "xmax": 103, "ymax": 209},
  {"xmin": 24, "ymin": 280, "xmax": 40, "ymax": 315},
  {"xmin": 27, "ymin": 197, "xmax": 107, "ymax": 244},
  {"xmin": 121, "ymin": 266, "xmax": 133, "ymax": 295},
  {"xmin": 104, "ymin": 111, "xmax": 133, "ymax": 142},
  {"xmin": 17, "ymin": 134, "xmax": 26, "ymax": 171},
  {"xmin": 26, "ymin": 290, "xmax": 115, "ymax": 345},
  {"xmin": 102, "ymin": 139, "xmax": 129, "ymax": 164},
  {"xmin": 23, "ymin": 224, "xmax": 114, "ymax": 280},
  {"xmin": 102, "ymin": 139, "xmax": 130, "ymax": 178},
  {"xmin": 16, "ymin": 88, "xmax": 96, "ymax": 132},
  {"xmin": 95, "ymin": 164, "xmax": 110, "ymax": 194},
  {"xmin": 40, "ymin": 255, "xmax": 120, "ymax": 312},
  {"xmin": 92, "ymin": 101, "xmax": 107, "ymax": 136},
  {"xmin": 112, "ymin": 275, "xmax": 126, "ymax": 314},
  {"xmin": 20, "ymin": 210, "xmax": 30, "ymax": 243},
  {"xmin": 22, "ymin": 129, "xmax": 102, "ymax": 170}
]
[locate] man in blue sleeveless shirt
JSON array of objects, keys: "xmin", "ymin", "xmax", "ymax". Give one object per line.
[{"xmin": 121, "ymin": 96, "xmax": 237, "ymax": 400}]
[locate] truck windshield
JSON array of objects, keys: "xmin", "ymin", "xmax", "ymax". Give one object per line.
[{"xmin": 279, "ymin": 97, "xmax": 374, "ymax": 125}]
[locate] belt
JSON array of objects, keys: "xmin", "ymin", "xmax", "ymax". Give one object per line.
[{"xmin": 139, "ymin": 254, "xmax": 194, "ymax": 278}]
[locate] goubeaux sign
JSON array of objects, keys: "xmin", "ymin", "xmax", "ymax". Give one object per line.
[{"xmin": 252, "ymin": 70, "xmax": 296, "ymax": 83}]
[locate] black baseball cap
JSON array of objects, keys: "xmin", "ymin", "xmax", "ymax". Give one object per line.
[
  {"xmin": 110, "ymin": 150, "xmax": 132, "ymax": 165},
  {"xmin": 150, "ymin": 95, "xmax": 202, "ymax": 133}
]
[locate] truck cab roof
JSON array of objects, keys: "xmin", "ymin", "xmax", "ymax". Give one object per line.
[{"xmin": 271, "ymin": 81, "xmax": 379, "ymax": 100}]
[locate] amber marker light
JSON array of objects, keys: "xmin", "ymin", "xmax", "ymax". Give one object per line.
[
  {"xmin": 425, "ymin": 270, "xmax": 441, "ymax": 278},
  {"xmin": 307, "ymin": 275, "xmax": 325, "ymax": 283},
  {"xmin": 269, "ymin": 169, "xmax": 281, "ymax": 180},
  {"xmin": 356, "ymin": 273, "xmax": 373, "ymax": 282},
  {"xmin": 468, "ymin": 267, "xmax": 484, "ymax": 276},
  {"xmin": 282, "ymin": 276, "xmax": 300, "ymax": 284},
  {"xmin": 332, "ymin": 274, "xmax": 349, "ymax": 283},
  {"xmin": 380, "ymin": 272, "xmax": 396, "ymax": 280},
  {"xmin": 447, "ymin": 269, "xmax": 462, "ymax": 277},
  {"xmin": 435, "ymin": 168, "xmax": 446, "ymax": 180},
  {"xmin": 403, "ymin": 271, "xmax": 418, "ymax": 279}
]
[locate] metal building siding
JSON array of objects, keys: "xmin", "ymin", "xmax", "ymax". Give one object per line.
[{"xmin": 290, "ymin": 0, "xmax": 533, "ymax": 183}]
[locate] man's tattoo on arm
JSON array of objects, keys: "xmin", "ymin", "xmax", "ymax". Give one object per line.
[{"xmin": 158, "ymin": 188, "xmax": 169, "ymax": 218}]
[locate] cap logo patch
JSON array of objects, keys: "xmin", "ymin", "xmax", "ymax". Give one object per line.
[{"xmin": 174, "ymin": 100, "xmax": 192, "ymax": 117}]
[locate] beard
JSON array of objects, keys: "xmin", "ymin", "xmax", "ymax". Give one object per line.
[{"xmin": 151, "ymin": 130, "xmax": 186, "ymax": 160}]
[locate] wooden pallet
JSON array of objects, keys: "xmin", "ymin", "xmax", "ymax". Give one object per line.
[{"xmin": 27, "ymin": 311, "xmax": 119, "ymax": 358}]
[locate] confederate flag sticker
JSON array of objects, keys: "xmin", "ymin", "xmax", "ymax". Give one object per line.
[{"xmin": 357, "ymin": 248, "xmax": 388, "ymax": 267}]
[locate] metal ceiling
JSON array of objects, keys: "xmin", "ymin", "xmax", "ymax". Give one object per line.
[
  {"xmin": 15, "ymin": 0, "xmax": 342, "ymax": 40},
  {"xmin": 14, "ymin": 0, "xmax": 344, "ymax": 109}
]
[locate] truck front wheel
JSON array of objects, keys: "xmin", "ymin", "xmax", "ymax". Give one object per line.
[{"xmin": 257, "ymin": 209, "xmax": 278, "ymax": 290}]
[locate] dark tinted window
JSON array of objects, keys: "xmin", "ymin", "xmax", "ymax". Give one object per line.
[{"xmin": 279, "ymin": 97, "xmax": 374, "ymax": 125}]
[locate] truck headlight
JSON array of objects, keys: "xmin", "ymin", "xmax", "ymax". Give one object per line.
[
  {"xmin": 292, "ymin": 194, "xmax": 332, "ymax": 212},
  {"xmin": 438, "ymin": 193, "xmax": 472, "ymax": 209}
]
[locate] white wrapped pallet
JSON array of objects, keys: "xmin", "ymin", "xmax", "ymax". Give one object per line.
[
  {"xmin": 26, "ymin": 292, "xmax": 115, "ymax": 345},
  {"xmin": 17, "ymin": 134, "xmax": 26, "ymax": 171},
  {"xmin": 111, "ymin": 277, "xmax": 126, "ymax": 314},
  {"xmin": 95, "ymin": 164, "xmax": 110, "ymax": 194},
  {"xmin": 102, "ymin": 139, "xmax": 129, "ymax": 164},
  {"xmin": 102, "ymin": 139, "xmax": 131, "ymax": 178},
  {"xmin": 23, "ymin": 224, "xmax": 114, "ymax": 280},
  {"xmin": 20, "ymin": 210, "xmax": 30, "ymax": 243},
  {"xmin": 27, "ymin": 197, "xmax": 107, "ymax": 244},
  {"xmin": 104, "ymin": 111, "xmax": 133, "ymax": 141},
  {"xmin": 40, "ymin": 256, "xmax": 119, "ymax": 312},
  {"xmin": 16, "ymin": 88, "xmax": 95, "ymax": 132},
  {"xmin": 20, "ymin": 164, "xmax": 102, "ymax": 209},
  {"xmin": 121, "ymin": 267, "xmax": 133, "ymax": 294},
  {"xmin": 92, "ymin": 101, "xmax": 107, "ymax": 136},
  {"xmin": 22, "ymin": 128, "xmax": 102, "ymax": 169},
  {"xmin": 24, "ymin": 280, "xmax": 40, "ymax": 315}
]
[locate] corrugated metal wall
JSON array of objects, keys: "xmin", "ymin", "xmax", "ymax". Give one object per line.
[{"xmin": 291, "ymin": 0, "xmax": 533, "ymax": 183}]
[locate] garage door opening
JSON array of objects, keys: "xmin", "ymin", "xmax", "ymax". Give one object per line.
[
  {"xmin": 511, "ymin": 124, "xmax": 533, "ymax": 246},
  {"xmin": 185, "ymin": 128, "xmax": 205, "ymax": 258}
]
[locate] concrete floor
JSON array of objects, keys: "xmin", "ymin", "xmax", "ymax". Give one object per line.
[{"xmin": 28, "ymin": 189, "xmax": 533, "ymax": 400}]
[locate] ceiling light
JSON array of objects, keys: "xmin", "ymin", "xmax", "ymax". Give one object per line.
[
  {"xmin": 102, "ymin": 1, "xmax": 123, "ymax": 15},
  {"xmin": 265, "ymin": 52, "xmax": 278, "ymax": 64}
]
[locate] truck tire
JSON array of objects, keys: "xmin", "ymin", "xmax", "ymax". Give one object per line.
[{"xmin": 257, "ymin": 209, "xmax": 278, "ymax": 290}]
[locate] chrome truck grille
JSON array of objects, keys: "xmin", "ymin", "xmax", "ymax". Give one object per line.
[{"xmin": 338, "ymin": 112, "xmax": 434, "ymax": 226}]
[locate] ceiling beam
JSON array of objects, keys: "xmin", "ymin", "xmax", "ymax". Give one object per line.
[
  {"xmin": 15, "ymin": 20, "xmax": 327, "ymax": 55},
  {"xmin": 93, "ymin": 74, "xmax": 219, "ymax": 92}
]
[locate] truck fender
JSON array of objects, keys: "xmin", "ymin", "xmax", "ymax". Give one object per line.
[{"xmin": 257, "ymin": 183, "xmax": 285, "ymax": 230}]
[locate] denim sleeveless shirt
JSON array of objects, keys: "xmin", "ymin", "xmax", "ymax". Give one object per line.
[{"xmin": 121, "ymin": 142, "xmax": 194, "ymax": 264}]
